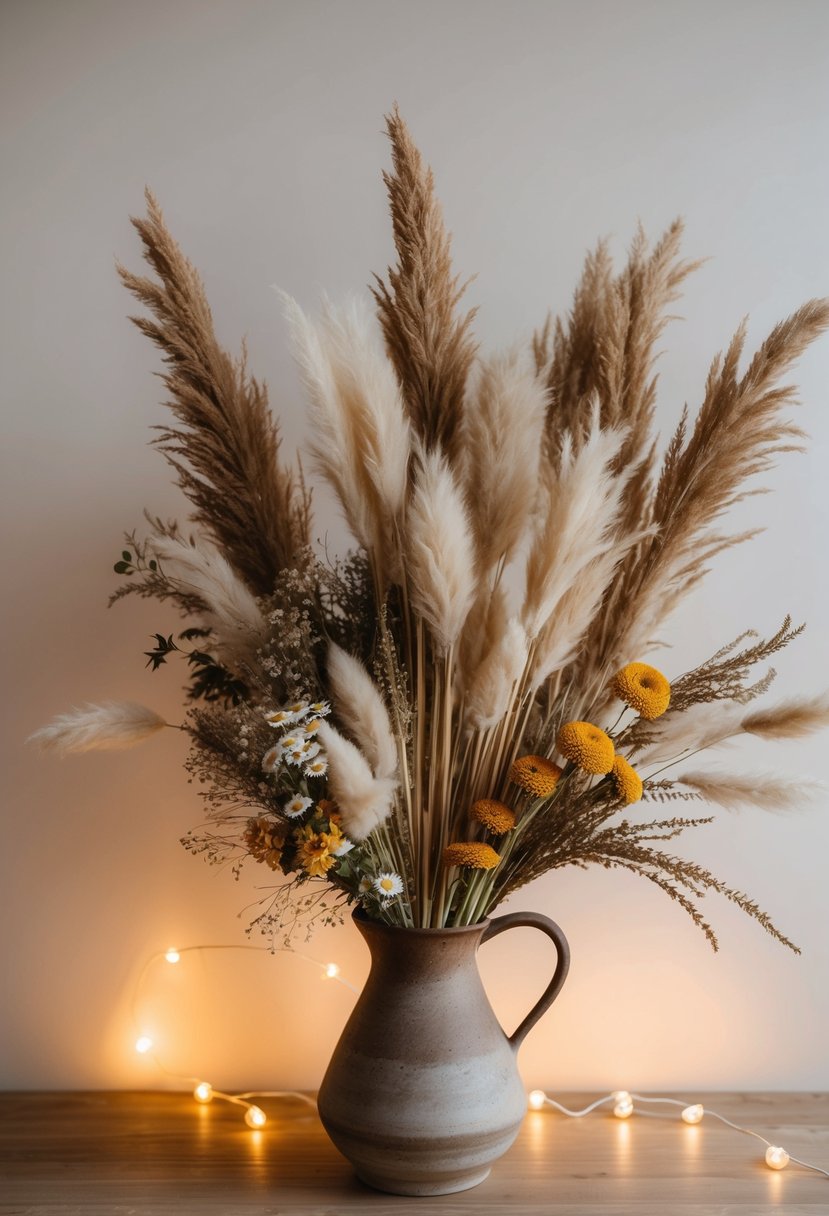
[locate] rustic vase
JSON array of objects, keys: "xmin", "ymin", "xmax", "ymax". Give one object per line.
[{"xmin": 317, "ymin": 906, "xmax": 570, "ymax": 1196}]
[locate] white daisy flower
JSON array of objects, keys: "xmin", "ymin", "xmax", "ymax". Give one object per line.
[
  {"xmin": 304, "ymin": 756, "xmax": 329, "ymax": 778},
  {"xmin": 284, "ymin": 795, "xmax": 313, "ymax": 819},
  {"xmin": 308, "ymin": 700, "xmax": 331, "ymax": 717},
  {"xmin": 373, "ymin": 872, "xmax": 403, "ymax": 899},
  {"xmin": 285, "ymin": 701, "xmax": 311, "ymax": 720},
  {"xmin": 331, "ymin": 836, "xmax": 354, "ymax": 857},
  {"xmin": 302, "ymin": 718, "xmax": 323, "ymax": 736},
  {"xmin": 277, "ymin": 732, "xmax": 301, "ymax": 752},
  {"xmin": 261, "ymin": 745, "xmax": 282, "ymax": 773},
  {"xmin": 264, "ymin": 708, "xmax": 298, "ymax": 728},
  {"xmin": 301, "ymin": 741, "xmax": 321, "ymax": 761},
  {"xmin": 358, "ymin": 876, "xmax": 373, "ymax": 894}
]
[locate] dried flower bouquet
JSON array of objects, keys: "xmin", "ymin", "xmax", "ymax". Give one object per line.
[{"xmin": 33, "ymin": 108, "xmax": 829, "ymax": 950}]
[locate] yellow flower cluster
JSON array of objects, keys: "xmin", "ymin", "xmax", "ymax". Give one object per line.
[
  {"xmin": 611, "ymin": 755, "xmax": 643, "ymax": 804},
  {"xmin": 613, "ymin": 662, "xmax": 671, "ymax": 720},
  {"xmin": 244, "ymin": 817, "xmax": 285, "ymax": 871},
  {"xmin": 509, "ymin": 754, "xmax": 562, "ymax": 797},
  {"xmin": 471, "ymin": 799, "xmax": 516, "ymax": 833},
  {"xmin": 556, "ymin": 721, "xmax": 615, "ymax": 774},
  {"xmin": 294, "ymin": 820, "xmax": 345, "ymax": 878},
  {"xmin": 442, "ymin": 841, "xmax": 501, "ymax": 870}
]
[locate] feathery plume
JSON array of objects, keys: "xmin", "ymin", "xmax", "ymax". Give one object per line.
[
  {"xmin": 282, "ymin": 293, "xmax": 410, "ymax": 577},
  {"xmin": 678, "ymin": 771, "xmax": 824, "ymax": 813},
  {"xmin": 118, "ymin": 191, "xmax": 310, "ymax": 595},
  {"xmin": 460, "ymin": 349, "xmax": 548, "ymax": 572},
  {"xmin": 522, "ymin": 410, "xmax": 633, "ymax": 640},
  {"xmin": 637, "ymin": 702, "xmax": 746, "ymax": 767},
  {"xmin": 149, "ymin": 529, "xmax": 265, "ymax": 667},
  {"xmin": 371, "ymin": 106, "xmax": 477, "ymax": 459},
  {"xmin": 28, "ymin": 702, "xmax": 168, "ymax": 755},
  {"xmin": 406, "ymin": 448, "xmax": 476, "ymax": 651},
  {"xmin": 742, "ymin": 693, "xmax": 829, "ymax": 740},
  {"xmin": 466, "ymin": 618, "xmax": 528, "ymax": 730},
  {"xmin": 317, "ymin": 722, "xmax": 396, "ymax": 840},
  {"xmin": 327, "ymin": 642, "xmax": 399, "ymax": 781}
]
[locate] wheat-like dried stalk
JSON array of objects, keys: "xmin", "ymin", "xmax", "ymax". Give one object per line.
[{"xmin": 119, "ymin": 191, "xmax": 310, "ymax": 596}]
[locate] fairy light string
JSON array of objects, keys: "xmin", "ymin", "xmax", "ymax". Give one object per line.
[
  {"xmin": 133, "ymin": 944, "xmax": 827, "ymax": 1178},
  {"xmin": 131, "ymin": 942, "xmax": 357, "ymax": 1127}
]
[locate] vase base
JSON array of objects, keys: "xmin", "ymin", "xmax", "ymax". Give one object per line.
[{"xmin": 356, "ymin": 1166, "xmax": 492, "ymax": 1196}]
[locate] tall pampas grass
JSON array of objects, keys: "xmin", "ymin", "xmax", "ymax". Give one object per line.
[
  {"xmin": 327, "ymin": 643, "xmax": 398, "ymax": 781},
  {"xmin": 282, "ymin": 293, "xmax": 410, "ymax": 579},
  {"xmin": 742, "ymin": 693, "xmax": 829, "ymax": 740},
  {"xmin": 149, "ymin": 529, "xmax": 265, "ymax": 667},
  {"xmin": 405, "ymin": 448, "xmax": 476, "ymax": 652},
  {"xmin": 521, "ymin": 410, "xmax": 631, "ymax": 640},
  {"xmin": 119, "ymin": 191, "xmax": 310, "ymax": 596},
  {"xmin": 28, "ymin": 703, "xmax": 168, "ymax": 755},
  {"xmin": 460, "ymin": 349, "xmax": 548, "ymax": 574},
  {"xmin": 371, "ymin": 106, "xmax": 477, "ymax": 459},
  {"xmin": 317, "ymin": 722, "xmax": 397, "ymax": 841}
]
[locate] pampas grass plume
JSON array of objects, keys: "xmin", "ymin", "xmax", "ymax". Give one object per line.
[
  {"xmin": 327, "ymin": 642, "xmax": 398, "ymax": 781},
  {"xmin": 317, "ymin": 722, "xmax": 396, "ymax": 840},
  {"xmin": 28, "ymin": 702, "xmax": 168, "ymax": 755},
  {"xmin": 406, "ymin": 449, "xmax": 475, "ymax": 651}
]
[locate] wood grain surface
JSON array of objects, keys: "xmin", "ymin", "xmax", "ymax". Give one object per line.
[{"xmin": 0, "ymin": 1091, "xmax": 827, "ymax": 1214}]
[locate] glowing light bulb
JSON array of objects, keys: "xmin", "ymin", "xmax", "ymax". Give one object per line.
[
  {"xmin": 324, "ymin": 962, "xmax": 340, "ymax": 979},
  {"xmin": 682, "ymin": 1104, "xmax": 704, "ymax": 1124},
  {"xmin": 193, "ymin": 1082, "xmax": 213, "ymax": 1104},
  {"xmin": 765, "ymin": 1145, "xmax": 789, "ymax": 1170},
  {"xmin": 528, "ymin": 1089, "xmax": 547, "ymax": 1110},
  {"xmin": 165, "ymin": 948, "xmax": 181, "ymax": 964},
  {"xmin": 135, "ymin": 1036, "xmax": 153, "ymax": 1054},
  {"xmin": 244, "ymin": 1105, "xmax": 267, "ymax": 1129},
  {"xmin": 612, "ymin": 1090, "xmax": 634, "ymax": 1119}
]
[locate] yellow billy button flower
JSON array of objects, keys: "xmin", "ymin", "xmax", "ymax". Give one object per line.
[
  {"xmin": 442, "ymin": 842, "xmax": 501, "ymax": 870},
  {"xmin": 509, "ymin": 755, "xmax": 563, "ymax": 798},
  {"xmin": 471, "ymin": 799, "xmax": 516, "ymax": 834},
  {"xmin": 556, "ymin": 721, "xmax": 615, "ymax": 774},
  {"xmin": 611, "ymin": 755, "xmax": 644, "ymax": 805},
  {"xmin": 613, "ymin": 662, "xmax": 671, "ymax": 720}
]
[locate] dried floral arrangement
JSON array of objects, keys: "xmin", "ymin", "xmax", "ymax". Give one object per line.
[{"xmin": 32, "ymin": 108, "xmax": 829, "ymax": 951}]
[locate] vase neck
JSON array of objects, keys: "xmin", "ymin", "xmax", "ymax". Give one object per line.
[{"xmin": 354, "ymin": 914, "xmax": 487, "ymax": 980}]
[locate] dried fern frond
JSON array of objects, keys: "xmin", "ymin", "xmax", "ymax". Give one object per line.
[
  {"xmin": 118, "ymin": 190, "xmax": 311, "ymax": 596},
  {"xmin": 371, "ymin": 106, "xmax": 477, "ymax": 461}
]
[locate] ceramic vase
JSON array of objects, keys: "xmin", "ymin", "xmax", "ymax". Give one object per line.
[{"xmin": 317, "ymin": 906, "xmax": 569, "ymax": 1196}]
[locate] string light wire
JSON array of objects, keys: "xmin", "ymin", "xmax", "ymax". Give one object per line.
[
  {"xmin": 131, "ymin": 944, "xmax": 828, "ymax": 1177},
  {"xmin": 530, "ymin": 1089, "xmax": 829, "ymax": 1178}
]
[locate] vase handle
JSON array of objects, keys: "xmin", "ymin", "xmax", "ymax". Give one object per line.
[{"xmin": 481, "ymin": 911, "xmax": 570, "ymax": 1052}]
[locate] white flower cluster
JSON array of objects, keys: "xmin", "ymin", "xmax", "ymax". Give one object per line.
[{"xmin": 262, "ymin": 700, "xmax": 331, "ymax": 778}]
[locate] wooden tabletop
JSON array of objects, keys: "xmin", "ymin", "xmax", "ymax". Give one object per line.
[{"xmin": 0, "ymin": 1091, "xmax": 827, "ymax": 1214}]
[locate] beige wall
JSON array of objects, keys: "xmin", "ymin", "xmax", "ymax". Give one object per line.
[{"xmin": 3, "ymin": 0, "xmax": 829, "ymax": 1093}]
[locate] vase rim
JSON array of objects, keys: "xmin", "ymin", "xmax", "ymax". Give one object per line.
[{"xmin": 351, "ymin": 906, "xmax": 490, "ymax": 936}]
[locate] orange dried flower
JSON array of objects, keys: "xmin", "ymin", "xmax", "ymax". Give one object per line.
[
  {"xmin": 613, "ymin": 662, "xmax": 671, "ymax": 720},
  {"xmin": 509, "ymin": 754, "xmax": 563, "ymax": 797},
  {"xmin": 442, "ymin": 841, "xmax": 501, "ymax": 870},
  {"xmin": 471, "ymin": 799, "xmax": 516, "ymax": 834},
  {"xmin": 244, "ymin": 816, "xmax": 285, "ymax": 870},
  {"xmin": 556, "ymin": 721, "xmax": 615, "ymax": 774},
  {"xmin": 611, "ymin": 755, "xmax": 643, "ymax": 804}
]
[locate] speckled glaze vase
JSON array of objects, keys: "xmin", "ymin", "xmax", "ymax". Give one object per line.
[{"xmin": 317, "ymin": 906, "xmax": 570, "ymax": 1196}]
